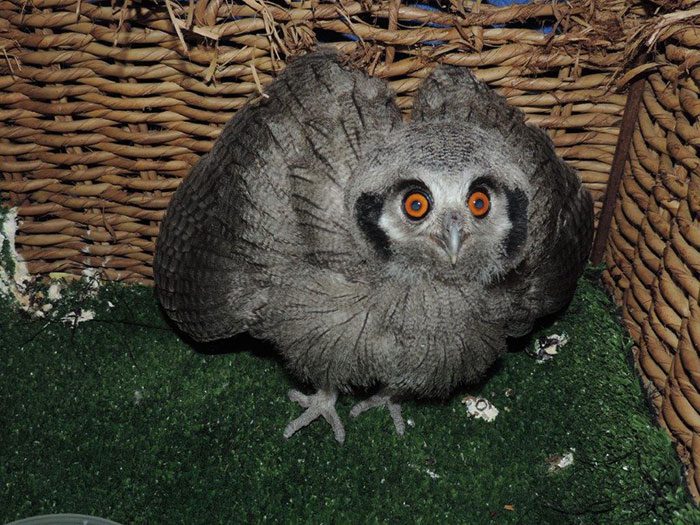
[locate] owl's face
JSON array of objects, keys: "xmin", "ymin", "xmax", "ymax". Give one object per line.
[{"xmin": 352, "ymin": 124, "xmax": 530, "ymax": 284}]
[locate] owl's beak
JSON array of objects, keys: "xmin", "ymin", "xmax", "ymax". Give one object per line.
[{"xmin": 442, "ymin": 212, "xmax": 464, "ymax": 266}]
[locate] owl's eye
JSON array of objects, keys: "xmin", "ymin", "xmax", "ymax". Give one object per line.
[
  {"xmin": 468, "ymin": 190, "xmax": 490, "ymax": 218},
  {"xmin": 403, "ymin": 190, "xmax": 431, "ymax": 220}
]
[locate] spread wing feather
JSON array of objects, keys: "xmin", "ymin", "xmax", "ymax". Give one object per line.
[{"xmin": 154, "ymin": 49, "xmax": 401, "ymax": 341}]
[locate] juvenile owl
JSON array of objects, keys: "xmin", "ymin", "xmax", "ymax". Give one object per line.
[{"xmin": 154, "ymin": 49, "xmax": 593, "ymax": 443}]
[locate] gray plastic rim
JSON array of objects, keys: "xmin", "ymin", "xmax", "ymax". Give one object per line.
[{"xmin": 6, "ymin": 514, "xmax": 123, "ymax": 525}]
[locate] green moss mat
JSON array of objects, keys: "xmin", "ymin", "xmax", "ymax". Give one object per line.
[{"xmin": 1, "ymin": 271, "xmax": 699, "ymax": 524}]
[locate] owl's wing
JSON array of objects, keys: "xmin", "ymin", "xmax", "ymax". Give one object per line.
[
  {"xmin": 154, "ymin": 150, "xmax": 264, "ymax": 341},
  {"xmin": 498, "ymin": 159, "xmax": 594, "ymax": 337},
  {"xmin": 154, "ymin": 49, "xmax": 401, "ymax": 341},
  {"xmin": 412, "ymin": 65, "xmax": 594, "ymax": 336},
  {"xmin": 274, "ymin": 51, "xmax": 402, "ymax": 270}
]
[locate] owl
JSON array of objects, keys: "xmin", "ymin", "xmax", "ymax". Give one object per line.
[{"xmin": 153, "ymin": 49, "xmax": 593, "ymax": 443}]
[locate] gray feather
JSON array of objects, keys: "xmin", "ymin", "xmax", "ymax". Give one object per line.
[{"xmin": 154, "ymin": 49, "xmax": 593, "ymax": 420}]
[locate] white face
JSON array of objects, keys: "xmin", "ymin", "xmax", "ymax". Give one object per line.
[{"xmin": 377, "ymin": 167, "xmax": 528, "ymax": 284}]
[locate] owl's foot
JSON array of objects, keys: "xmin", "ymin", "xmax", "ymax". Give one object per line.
[
  {"xmin": 350, "ymin": 392, "xmax": 405, "ymax": 436},
  {"xmin": 283, "ymin": 388, "xmax": 346, "ymax": 444}
]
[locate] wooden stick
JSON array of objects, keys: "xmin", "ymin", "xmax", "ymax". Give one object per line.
[{"xmin": 590, "ymin": 56, "xmax": 648, "ymax": 265}]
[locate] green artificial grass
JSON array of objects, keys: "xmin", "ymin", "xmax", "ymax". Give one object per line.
[{"xmin": 1, "ymin": 270, "xmax": 699, "ymax": 524}]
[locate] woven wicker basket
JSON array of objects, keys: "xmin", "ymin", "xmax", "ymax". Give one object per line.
[
  {"xmin": 601, "ymin": 7, "xmax": 700, "ymax": 500},
  {"xmin": 0, "ymin": 0, "xmax": 698, "ymax": 499},
  {"xmin": 0, "ymin": 0, "xmax": 641, "ymax": 283}
]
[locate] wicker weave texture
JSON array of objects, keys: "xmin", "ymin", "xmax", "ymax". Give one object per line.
[
  {"xmin": 602, "ymin": 20, "xmax": 700, "ymax": 499},
  {"xmin": 0, "ymin": 0, "xmax": 638, "ymax": 284}
]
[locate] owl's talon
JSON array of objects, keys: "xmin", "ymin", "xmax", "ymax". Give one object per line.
[
  {"xmin": 350, "ymin": 392, "xmax": 405, "ymax": 436},
  {"xmin": 287, "ymin": 389, "xmax": 311, "ymax": 408},
  {"xmin": 284, "ymin": 388, "xmax": 345, "ymax": 444}
]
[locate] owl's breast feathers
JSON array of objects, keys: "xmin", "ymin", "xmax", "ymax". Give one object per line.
[{"xmin": 258, "ymin": 269, "xmax": 505, "ymax": 398}]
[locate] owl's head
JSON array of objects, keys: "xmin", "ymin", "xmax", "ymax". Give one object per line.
[{"xmin": 351, "ymin": 123, "xmax": 530, "ymax": 284}]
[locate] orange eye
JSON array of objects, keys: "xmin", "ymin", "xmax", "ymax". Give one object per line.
[
  {"xmin": 403, "ymin": 191, "xmax": 431, "ymax": 220},
  {"xmin": 468, "ymin": 190, "xmax": 490, "ymax": 217}
]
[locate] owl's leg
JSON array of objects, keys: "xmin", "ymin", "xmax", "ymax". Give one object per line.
[
  {"xmin": 283, "ymin": 388, "xmax": 345, "ymax": 444},
  {"xmin": 349, "ymin": 391, "xmax": 405, "ymax": 436}
]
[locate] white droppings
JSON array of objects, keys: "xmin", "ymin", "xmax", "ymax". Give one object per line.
[
  {"xmin": 462, "ymin": 396, "xmax": 499, "ymax": 422},
  {"xmin": 47, "ymin": 282, "xmax": 63, "ymax": 301},
  {"xmin": 408, "ymin": 463, "xmax": 441, "ymax": 480},
  {"xmin": 81, "ymin": 267, "xmax": 103, "ymax": 294},
  {"xmin": 2, "ymin": 210, "xmax": 106, "ymax": 316},
  {"xmin": 530, "ymin": 333, "xmax": 570, "ymax": 363},
  {"xmin": 0, "ymin": 208, "xmax": 32, "ymax": 306},
  {"xmin": 546, "ymin": 451, "xmax": 574, "ymax": 472},
  {"xmin": 61, "ymin": 309, "xmax": 96, "ymax": 325}
]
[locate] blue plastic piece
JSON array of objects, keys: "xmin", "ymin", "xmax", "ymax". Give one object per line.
[
  {"xmin": 408, "ymin": 3, "xmax": 449, "ymax": 46},
  {"xmin": 339, "ymin": 0, "xmax": 557, "ymax": 47},
  {"xmin": 485, "ymin": 0, "xmax": 533, "ymax": 5},
  {"xmin": 485, "ymin": 0, "xmax": 558, "ymax": 33}
]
